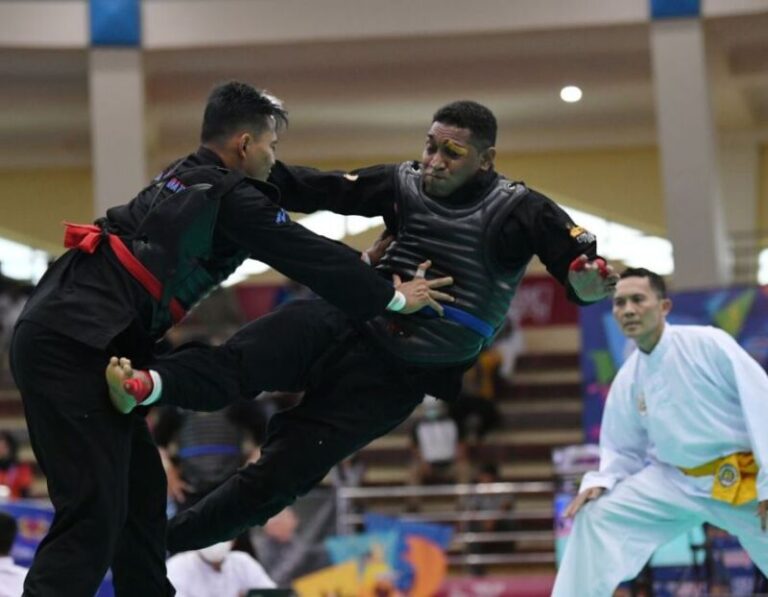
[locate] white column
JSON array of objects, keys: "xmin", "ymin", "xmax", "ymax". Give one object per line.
[
  {"xmin": 720, "ymin": 136, "xmax": 760, "ymax": 283},
  {"xmin": 89, "ymin": 48, "xmax": 146, "ymax": 216},
  {"xmin": 650, "ymin": 18, "xmax": 731, "ymax": 290}
]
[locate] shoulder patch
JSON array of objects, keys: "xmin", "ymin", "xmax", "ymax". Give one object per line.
[{"xmin": 568, "ymin": 224, "xmax": 596, "ymax": 244}]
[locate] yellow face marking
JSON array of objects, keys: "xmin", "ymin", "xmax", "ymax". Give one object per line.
[{"xmin": 442, "ymin": 139, "xmax": 469, "ymax": 157}]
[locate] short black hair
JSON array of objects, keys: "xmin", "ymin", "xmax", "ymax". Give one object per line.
[
  {"xmin": 201, "ymin": 81, "xmax": 288, "ymax": 144},
  {"xmin": 620, "ymin": 267, "xmax": 668, "ymax": 298},
  {"xmin": 432, "ymin": 100, "xmax": 497, "ymax": 149},
  {"xmin": 0, "ymin": 511, "xmax": 17, "ymax": 555}
]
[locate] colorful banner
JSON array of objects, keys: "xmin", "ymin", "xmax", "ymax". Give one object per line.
[
  {"xmin": 580, "ymin": 285, "xmax": 768, "ymax": 442},
  {"xmin": 364, "ymin": 513, "xmax": 452, "ymax": 592},
  {"xmin": 0, "ymin": 500, "xmax": 114, "ymax": 597},
  {"xmin": 511, "ymin": 275, "xmax": 578, "ymax": 327}
]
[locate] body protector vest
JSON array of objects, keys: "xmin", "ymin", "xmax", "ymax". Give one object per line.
[
  {"xmin": 110, "ymin": 166, "xmax": 251, "ymax": 337},
  {"xmin": 369, "ymin": 162, "xmax": 530, "ymax": 365}
]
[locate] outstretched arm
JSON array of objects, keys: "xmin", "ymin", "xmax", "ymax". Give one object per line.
[
  {"xmin": 220, "ymin": 183, "xmax": 448, "ymax": 320},
  {"xmin": 269, "ymin": 161, "xmax": 398, "ymax": 223},
  {"xmin": 495, "ymin": 190, "xmax": 616, "ymax": 304}
]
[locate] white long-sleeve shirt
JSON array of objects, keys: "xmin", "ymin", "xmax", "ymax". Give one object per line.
[
  {"xmin": 0, "ymin": 556, "xmax": 27, "ymax": 597},
  {"xmin": 166, "ymin": 551, "xmax": 276, "ymax": 597},
  {"xmin": 581, "ymin": 324, "xmax": 768, "ymax": 501}
]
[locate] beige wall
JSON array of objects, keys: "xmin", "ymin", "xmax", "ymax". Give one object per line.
[
  {"xmin": 761, "ymin": 145, "xmax": 768, "ymax": 241},
  {"xmin": 0, "ymin": 168, "xmax": 92, "ymax": 254}
]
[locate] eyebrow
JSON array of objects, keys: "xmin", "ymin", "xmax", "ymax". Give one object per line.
[{"xmin": 425, "ymin": 135, "xmax": 469, "ymax": 154}]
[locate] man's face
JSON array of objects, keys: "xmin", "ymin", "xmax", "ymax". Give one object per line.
[
  {"xmin": 612, "ymin": 276, "xmax": 671, "ymax": 345},
  {"xmin": 241, "ymin": 117, "xmax": 278, "ymax": 181},
  {"xmin": 420, "ymin": 122, "xmax": 494, "ymax": 197}
]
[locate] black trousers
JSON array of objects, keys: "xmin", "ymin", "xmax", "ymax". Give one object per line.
[
  {"xmin": 151, "ymin": 300, "xmax": 426, "ymax": 551},
  {"xmin": 10, "ymin": 321, "xmax": 173, "ymax": 597}
]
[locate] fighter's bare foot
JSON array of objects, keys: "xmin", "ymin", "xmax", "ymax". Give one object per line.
[{"xmin": 106, "ymin": 356, "xmax": 154, "ymax": 414}]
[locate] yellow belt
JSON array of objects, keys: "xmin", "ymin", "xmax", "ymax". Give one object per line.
[{"xmin": 679, "ymin": 452, "xmax": 758, "ymax": 506}]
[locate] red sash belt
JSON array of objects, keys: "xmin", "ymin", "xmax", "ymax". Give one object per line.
[{"xmin": 63, "ymin": 222, "xmax": 187, "ymax": 324}]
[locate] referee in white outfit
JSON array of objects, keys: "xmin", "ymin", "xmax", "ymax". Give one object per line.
[{"xmin": 552, "ymin": 267, "xmax": 768, "ymax": 597}]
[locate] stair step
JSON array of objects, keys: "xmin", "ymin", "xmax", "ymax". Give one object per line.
[
  {"xmin": 512, "ymin": 369, "xmax": 581, "ymax": 384},
  {"xmin": 522, "ymin": 326, "xmax": 579, "ymax": 353},
  {"xmin": 500, "ymin": 399, "xmax": 581, "ymax": 415},
  {"xmin": 517, "ymin": 353, "xmax": 579, "ymax": 371}
]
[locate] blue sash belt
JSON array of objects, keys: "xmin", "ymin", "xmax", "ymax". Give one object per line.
[{"xmin": 419, "ymin": 305, "xmax": 495, "ymax": 338}]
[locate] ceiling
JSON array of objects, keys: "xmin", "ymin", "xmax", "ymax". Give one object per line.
[{"xmin": 1, "ymin": 12, "xmax": 767, "ymax": 174}]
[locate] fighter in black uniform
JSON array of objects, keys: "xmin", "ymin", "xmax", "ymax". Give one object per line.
[
  {"xmin": 107, "ymin": 100, "xmax": 617, "ymax": 555},
  {"xmin": 9, "ymin": 82, "xmax": 445, "ymax": 597}
]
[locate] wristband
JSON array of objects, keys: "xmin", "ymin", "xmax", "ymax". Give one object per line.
[
  {"xmin": 386, "ymin": 290, "xmax": 407, "ymax": 313},
  {"xmin": 361, "ymin": 252, "xmax": 372, "ymax": 265},
  {"xmin": 143, "ymin": 370, "xmax": 163, "ymax": 405}
]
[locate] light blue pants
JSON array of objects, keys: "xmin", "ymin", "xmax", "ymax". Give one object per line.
[{"xmin": 552, "ymin": 464, "xmax": 768, "ymax": 597}]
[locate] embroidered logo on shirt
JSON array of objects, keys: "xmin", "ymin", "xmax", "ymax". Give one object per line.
[
  {"xmin": 275, "ymin": 209, "xmax": 289, "ymax": 224},
  {"xmin": 568, "ymin": 224, "xmax": 596, "ymax": 244},
  {"xmin": 164, "ymin": 177, "xmax": 186, "ymax": 193}
]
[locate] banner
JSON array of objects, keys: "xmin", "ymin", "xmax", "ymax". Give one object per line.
[{"xmin": 0, "ymin": 500, "xmax": 114, "ymax": 597}]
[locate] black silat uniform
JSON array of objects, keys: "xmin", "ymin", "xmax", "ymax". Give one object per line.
[
  {"xmin": 149, "ymin": 161, "xmax": 601, "ymax": 552},
  {"xmin": 9, "ymin": 147, "xmax": 395, "ymax": 597}
]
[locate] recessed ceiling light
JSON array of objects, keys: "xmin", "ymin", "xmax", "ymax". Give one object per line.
[{"xmin": 560, "ymin": 85, "xmax": 583, "ymax": 103}]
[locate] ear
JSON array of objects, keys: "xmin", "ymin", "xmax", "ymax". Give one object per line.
[
  {"xmin": 479, "ymin": 146, "xmax": 496, "ymax": 171},
  {"xmin": 661, "ymin": 297, "xmax": 672, "ymax": 317},
  {"xmin": 235, "ymin": 132, "xmax": 250, "ymax": 158}
]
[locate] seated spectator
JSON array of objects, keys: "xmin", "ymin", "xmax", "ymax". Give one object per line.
[
  {"xmin": 329, "ymin": 453, "xmax": 366, "ymax": 489},
  {"xmin": 461, "ymin": 462, "xmax": 515, "ymax": 576},
  {"xmin": 166, "ymin": 539, "xmax": 275, "ymax": 597},
  {"xmin": 410, "ymin": 396, "xmax": 470, "ymax": 489},
  {"xmin": 463, "ymin": 462, "xmax": 514, "ymax": 532},
  {"xmin": 0, "ymin": 432, "xmax": 33, "ymax": 500},
  {"xmin": 0, "ymin": 510, "xmax": 27, "ymax": 597},
  {"xmin": 449, "ymin": 348, "xmax": 504, "ymax": 447},
  {"xmin": 153, "ymin": 401, "xmax": 268, "ymax": 512},
  {"xmin": 253, "ymin": 507, "xmax": 329, "ymax": 585}
]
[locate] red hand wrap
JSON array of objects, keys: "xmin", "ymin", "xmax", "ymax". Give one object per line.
[{"xmin": 569, "ymin": 257, "xmax": 609, "ymax": 278}]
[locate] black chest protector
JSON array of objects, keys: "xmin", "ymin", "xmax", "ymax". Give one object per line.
[
  {"xmin": 119, "ymin": 168, "xmax": 251, "ymax": 337},
  {"xmin": 369, "ymin": 162, "xmax": 530, "ymax": 365}
]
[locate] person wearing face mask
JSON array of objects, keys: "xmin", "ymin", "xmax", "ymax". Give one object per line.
[
  {"xmin": 552, "ymin": 268, "xmax": 768, "ymax": 597},
  {"xmin": 9, "ymin": 81, "xmax": 444, "ymax": 597},
  {"xmin": 106, "ymin": 100, "xmax": 617, "ymax": 554},
  {"xmin": 166, "ymin": 539, "xmax": 275, "ymax": 597},
  {"xmin": 409, "ymin": 396, "xmax": 466, "ymax": 488}
]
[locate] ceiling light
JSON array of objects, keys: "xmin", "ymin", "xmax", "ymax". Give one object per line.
[{"xmin": 560, "ymin": 85, "xmax": 583, "ymax": 103}]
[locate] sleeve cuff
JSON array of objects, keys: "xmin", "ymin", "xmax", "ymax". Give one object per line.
[
  {"xmin": 386, "ymin": 290, "xmax": 406, "ymax": 313},
  {"xmin": 579, "ymin": 471, "xmax": 618, "ymax": 494},
  {"xmin": 144, "ymin": 370, "xmax": 163, "ymax": 406}
]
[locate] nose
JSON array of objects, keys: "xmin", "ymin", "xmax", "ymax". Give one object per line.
[
  {"xmin": 429, "ymin": 153, "xmax": 446, "ymax": 171},
  {"xmin": 621, "ymin": 303, "xmax": 637, "ymax": 318}
]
